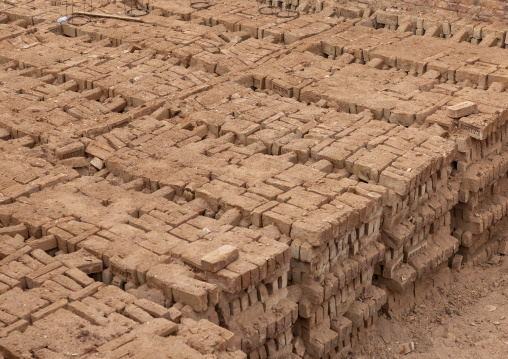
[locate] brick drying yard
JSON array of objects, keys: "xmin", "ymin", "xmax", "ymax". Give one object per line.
[{"xmin": 0, "ymin": 0, "xmax": 507, "ymax": 358}]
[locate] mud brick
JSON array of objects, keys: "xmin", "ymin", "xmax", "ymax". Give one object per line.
[
  {"xmin": 293, "ymin": 336, "xmax": 306, "ymax": 357},
  {"xmin": 499, "ymin": 240, "xmax": 508, "ymax": 256},
  {"xmin": 123, "ymin": 303, "xmax": 153, "ymax": 324},
  {"xmin": 33, "ymin": 266, "xmax": 72, "ymax": 290},
  {"xmin": 188, "ymin": 216, "xmax": 233, "ymax": 234},
  {"xmin": 105, "ymin": 96, "xmax": 127, "ymax": 113},
  {"xmin": 226, "ymin": 257, "xmax": 259, "ymax": 289},
  {"xmin": 488, "ymin": 69, "xmax": 508, "ymax": 89},
  {"xmin": 93, "ymin": 286, "xmax": 136, "ymax": 309},
  {"xmin": 68, "ymin": 301, "xmax": 109, "ymax": 326},
  {"xmin": 171, "ymin": 280, "xmax": 210, "ymax": 312},
  {"xmin": 242, "ymin": 243, "xmax": 274, "ymax": 280},
  {"xmin": 25, "ymin": 261, "xmax": 64, "ymax": 289},
  {"xmin": 0, "ymin": 287, "xmax": 48, "ymax": 322},
  {"xmin": 69, "ymin": 282, "xmax": 104, "ymax": 302},
  {"xmin": 331, "ymin": 317, "xmax": 353, "ymax": 341},
  {"xmin": 201, "ymin": 245, "xmax": 239, "ymax": 273},
  {"xmin": 345, "ymin": 300, "xmax": 369, "ymax": 327},
  {"xmin": 450, "ymin": 253, "xmax": 463, "ymax": 271},
  {"xmin": 375, "ymin": 11, "xmax": 398, "ymax": 26},
  {"xmin": 134, "ymin": 299, "xmax": 171, "ymax": 319},
  {"xmin": 263, "ymin": 287, "xmax": 288, "ymax": 311},
  {"xmin": 331, "ymin": 316, "xmax": 353, "ymax": 341},
  {"xmin": 109, "ymin": 251, "xmax": 154, "ymax": 285},
  {"xmin": 81, "ymin": 87, "xmax": 103, "ymax": 101},
  {"xmin": 459, "ymin": 115, "xmax": 493, "ymax": 141},
  {"xmin": 0, "ymin": 246, "xmax": 31, "ymax": 270},
  {"xmin": 168, "ymin": 307, "xmax": 182, "ymax": 323},
  {"xmin": 434, "ymin": 234, "xmax": 459, "ymax": 258},
  {"xmin": 0, "ymin": 282, "xmax": 9, "ymax": 295},
  {"xmin": 380, "ymin": 264, "xmax": 417, "ymax": 293},
  {"xmin": 26, "ymin": 235, "xmax": 57, "ymax": 252},
  {"xmin": 230, "ymin": 298, "xmax": 241, "ymax": 317},
  {"xmin": 0, "ymin": 319, "xmax": 29, "ymax": 338},
  {"xmin": 146, "ymin": 264, "xmax": 177, "ymax": 296},
  {"xmin": 95, "ymin": 332, "xmax": 137, "ymax": 353},
  {"xmin": 59, "ymin": 156, "xmax": 88, "ymax": 169},
  {"xmin": 52, "ymin": 273, "xmax": 82, "ymax": 292},
  {"xmin": 48, "ymin": 227, "xmax": 73, "ymax": 253},
  {"xmin": 238, "ymin": 291, "xmax": 250, "ymax": 312},
  {"xmin": 152, "ymin": 208, "xmax": 198, "ymax": 228},
  {"xmin": 0, "ymin": 274, "xmax": 21, "ymax": 290},
  {"xmin": 379, "ymin": 168, "xmax": 412, "ymax": 196},
  {"xmin": 248, "ymin": 183, "xmax": 284, "ymax": 202},
  {"xmin": 258, "ymin": 237, "xmax": 290, "ymax": 268},
  {"xmin": 352, "ymin": 148, "xmax": 398, "ymax": 183},
  {"xmin": 302, "ymin": 279, "xmax": 325, "ymax": 305},
  {"xmin": 205, "ymin": 268, "xmax": 241, "ymax": 295},
  {"xmin": 0, "ymin": 224, "xmax": 28, "ymax": 239},
  {"xmin": 195, "ymin": 181, "xmax": 237, "ymax": 212},
  {"xmin": 446, "ymin": 101, "xmax": 477, "ymax": 119},
  {"xmin": 58, "ymin": 250, "xmax": 103, "ymax": 275},
  {"xmin": 265, "ymin": 178, "xmax": 299, "ymax": 193},
  {"xmin": 55, "ymin": 142, "xmax": 85, "ymax": 160},
  {"xmin": 65, "ymin": 267, "xmax": 94, "ymax": 287},
  {"xmin": 242, "ymin": 252, "xmax": 268, "ymax": 282},
  {"xmin": 292, "ymin": 218, "xmax": 331, "ymax": 246},
  {"xmin": 77, "ymin": 235, "xmax": 111, "ymax": 260},
  {"xmin": 0, "ymin": 310, "xmax": 17, "ymax": 326},
  {"xmin": 31, "ymin": 298, "xmax": 68, "ymax": 323},
  {"xmin": 218, "ymin": 208, "xmax": 242, "ymax": 226},
  {"xmin": 85, "ymin": 140, "xmax": 114, "ymax": 160},
  {"xmin": 151, "ymin": 185, "xmax": 176, "ymax": 201},
  {"xmin": 251, "ymin": 201, "xmax": 279, "ymax": 227},
  {"xmin": 383, "ymin": 253, "xmax": 403, "ymax": 279},
  {"xmin": 67, "ymin": 227, "xmax": 101, "ymax": 253},
  {"xmin": 261, "ymin": 210, "xmax": 291, "ymax": 235},
  {"xmin": 137, "ymin": 318, "xmax": 179, "ymax": 337}
]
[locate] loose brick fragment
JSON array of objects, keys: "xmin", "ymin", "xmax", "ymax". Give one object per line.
[{"xmin": 446, "ymin": 101, "xmax": 477, "ymax": 119}]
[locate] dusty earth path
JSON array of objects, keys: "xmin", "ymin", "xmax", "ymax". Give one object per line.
[{"xmin": 349, "ymin": 255, "xmax": 508, "ymax": 359}]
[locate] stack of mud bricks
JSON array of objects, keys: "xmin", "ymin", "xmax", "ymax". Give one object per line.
[
  {"xmin": 143, "ymin": 230, "xmax": 298, "ymax": 359},
  {"xmin": 41, "ymin": 195, "xmax": 296, "ymax": 357},
  {"xmin": 0, "ymin": 212, "xmax": 245, "ymax": 357},
  {"xmin": 1, "ymin": 0, "xmax": 508, "ymax": 357},
  {"xmin": 288, "ymin": 186, "xmax": 387, "ymax": 358},
  {"xmin": 366, "ymin": 134, "xmax": 460, "ymax": 313},
  {"xmin": 0, "ymin": 256, "xmax": 244, "ymax": 357},
  {"xmin": 451, "ymin": 102, "xmax": 508, "ymax": 264}
]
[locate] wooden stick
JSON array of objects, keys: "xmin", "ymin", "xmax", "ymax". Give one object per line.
[{"xmin": 72, "ymin": 11, "xmax": 144, "ymax": 22}]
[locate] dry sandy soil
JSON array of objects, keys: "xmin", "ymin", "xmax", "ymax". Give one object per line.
[{"xmin": 349, "ymin": 255, "xmax": 508, "ymax": 359}]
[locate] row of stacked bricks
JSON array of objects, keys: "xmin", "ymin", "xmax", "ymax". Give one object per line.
[
  {"xmin": 168, "ymin": 84, "xmax": 462, "ymax": 358},
  {"xmin": 451, "ymin": 102, "xmax": 508, "ymax": 264},
  {"xmin": 289, "ymin": 185, "xmax": 388, "ymax": 358},
  {"xmin": 373, "ymin": 134, "xmax": 460, "ymax": 313}
]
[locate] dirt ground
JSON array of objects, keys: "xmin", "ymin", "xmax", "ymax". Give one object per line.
[{"xmin": 349, "ymin": 255, "xmax": 508, "ymax": 359}]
